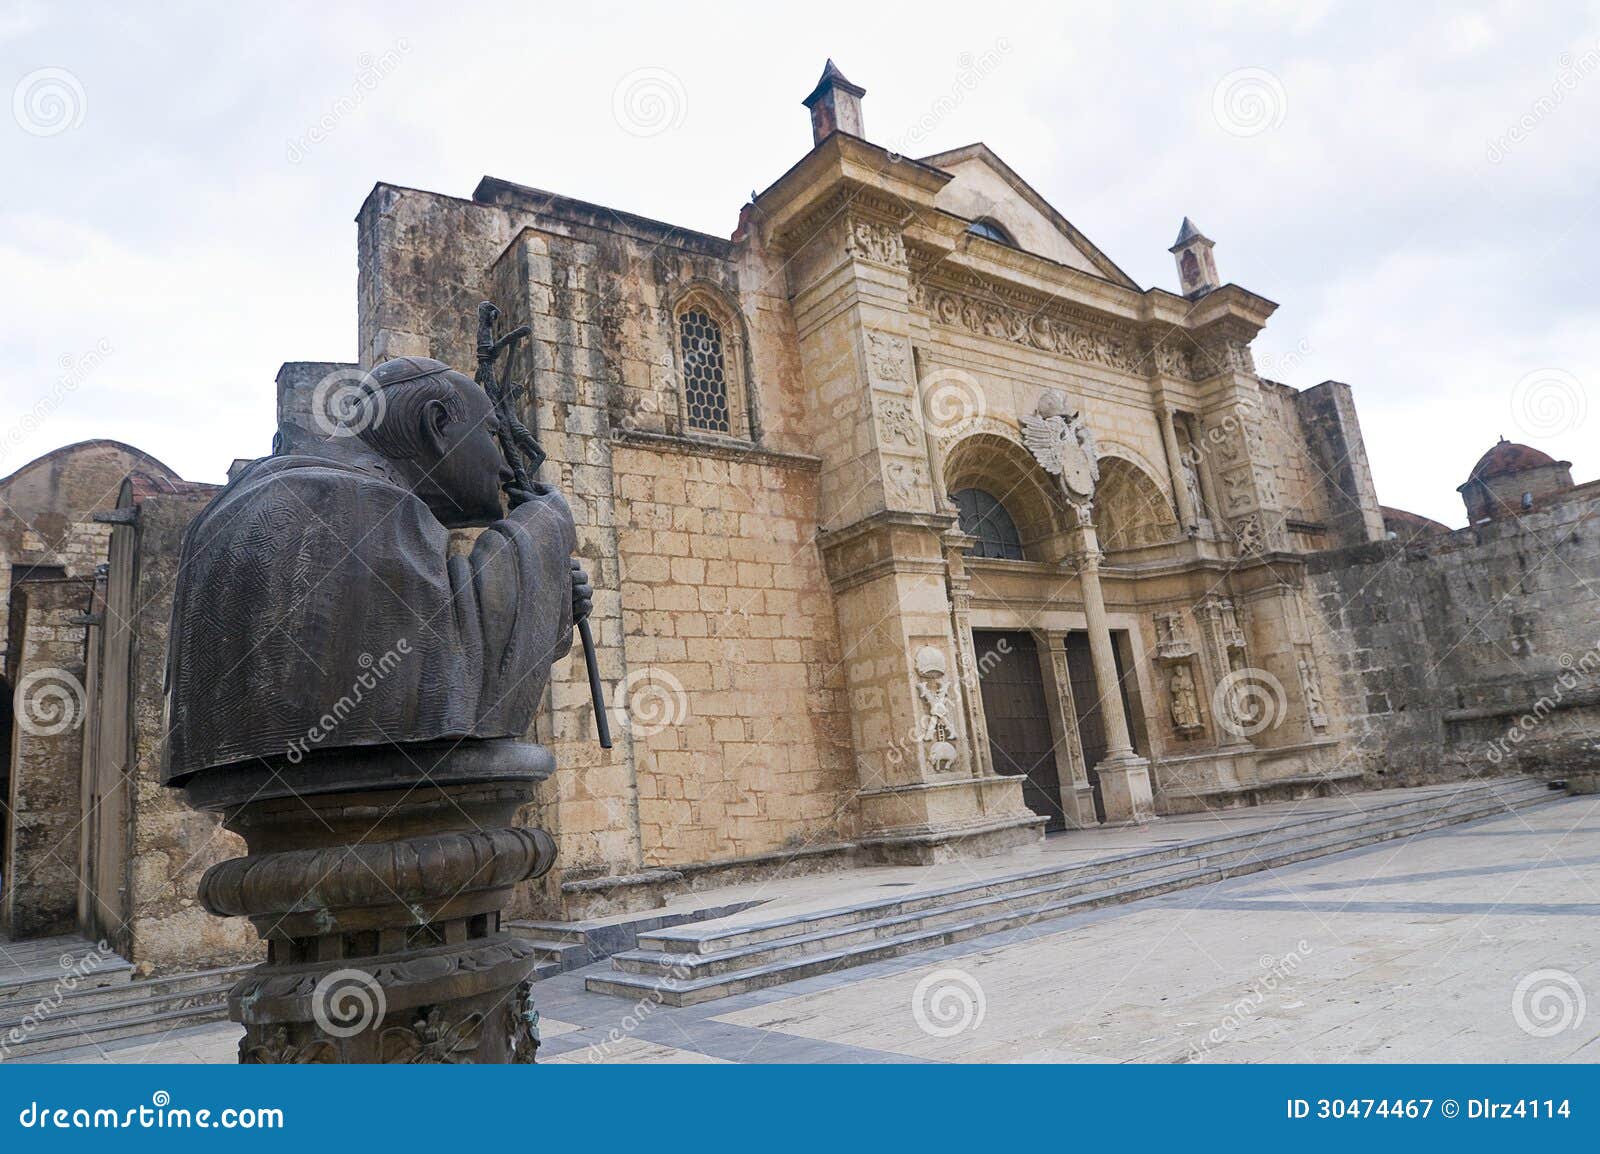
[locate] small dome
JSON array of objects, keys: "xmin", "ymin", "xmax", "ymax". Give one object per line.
[{"xmin": 1466, "ymin": 438, "xmax": 1561, "ymax": 483}]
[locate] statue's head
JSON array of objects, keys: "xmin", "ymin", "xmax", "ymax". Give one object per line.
[{"xmin": 351, "ymin": 356, "xmax": 511, "ymax": 526}]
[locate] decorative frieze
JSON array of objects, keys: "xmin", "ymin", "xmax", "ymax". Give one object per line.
[
  {"xmin": 915, "ymin": 283, "xmax": 1148, "ymax": 377},
  {"xmin": 913, "ymin": 282, "xmax": 1265, "ymax": 385},
  {"xmin": 848, "ymin": 218, "xmax": 908, "ymax": 270}
]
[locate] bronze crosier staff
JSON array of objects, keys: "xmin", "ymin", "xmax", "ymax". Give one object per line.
[{"xmin": 475, "ymin": 301, "xmax": 612, "ymax": 749}]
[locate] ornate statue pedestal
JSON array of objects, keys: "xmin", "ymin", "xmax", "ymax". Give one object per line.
[{"xmin": 181, "ymin": 740, "xmax": 557, "ymax": 1064}]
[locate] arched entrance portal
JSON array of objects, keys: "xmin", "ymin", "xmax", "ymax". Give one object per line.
[{"xmin": 943, "ymin": 432, "xmax": 1158, "ymax": 830}]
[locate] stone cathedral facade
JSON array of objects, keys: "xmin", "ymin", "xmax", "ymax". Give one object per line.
[
  {"xmin": 5, "ymin": 63, "xmax": 1597, "ymax": 967},
  {"xmin": 336, "ymin": 62, "xmax": 1390, "ymax": 900}
]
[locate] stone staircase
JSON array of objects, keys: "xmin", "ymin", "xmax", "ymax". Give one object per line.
[
  {"xmin": 587, "ymin": 776, "xmax": 1560, "ymax": 1006},
  {"xmin": 0, "ymin": 961, "xmax": 252, "ymax": 1061},
  {"xmin": 508, "ymin": 898, "xmax": 771, "ymax": 977},
  {"xmin": 0, "ymin": 897, "xmax": 769, "ymax": 1061}
]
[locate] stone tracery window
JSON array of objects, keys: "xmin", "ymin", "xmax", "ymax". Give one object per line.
[
  {"xmin": 952, "ymin": 487, "xmax": 1026, "ymax": 560},
  {"xmin": 679, "ymin": 308, "xmax": 729, "ymax": 433}
]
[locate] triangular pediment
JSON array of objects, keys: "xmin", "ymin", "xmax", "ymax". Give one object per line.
[{"xmin": 918, "ymin": 143, "xmax": 1138, "ymax": 289}]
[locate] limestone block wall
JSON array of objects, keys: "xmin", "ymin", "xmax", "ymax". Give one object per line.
[
  {"xmin": 1287, "ymin": 380, "xmax": 1386, "ymax": 548},
  {"xmin": 613, "ymin": 443, "xmax": 855, "ymax": 866},
  {"xmin": 2, "ymin": 579, "xmax": 91, "ymax": 939},
  {"xmin": 1307, "ymin": 483, "xmax": 1600, "ymax": 786},
  {"xmin": 357, "ymin": 184, "xmax": 512, "ymax": 367},
  {"xmin": 113, "ymin": 494, "xmax": 258, "ymax": 972}
]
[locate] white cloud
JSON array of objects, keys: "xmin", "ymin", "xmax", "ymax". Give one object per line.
[{"xmin": 0, "ymin": 0, "xmax": 1595, "ymax": 522}]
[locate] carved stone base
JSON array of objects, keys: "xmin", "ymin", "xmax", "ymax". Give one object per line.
[
  {"xmin": 1095, "ymin": 753, "xmax": 1156, "ymax": 824},
  {"xmin": 235, "ymin": 936, "xmax": 541, "ymax": 1064},
  {"xmin": 185, "ymin": 740, "xmax": 558, "ymax": 1065}
]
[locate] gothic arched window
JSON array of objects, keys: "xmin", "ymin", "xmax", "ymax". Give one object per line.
[
  {"xmin": 952, "ymin": 487, "xmax": 1025, "ymax": 560},
  {"xmin": 679, "ymin": 307, "xmax": 729, "ymax": 433}
]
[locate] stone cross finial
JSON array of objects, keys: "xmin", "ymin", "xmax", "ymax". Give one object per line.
[{"xmin": 802, "ymin": 59, "xmax": 866, "ymax": 145}]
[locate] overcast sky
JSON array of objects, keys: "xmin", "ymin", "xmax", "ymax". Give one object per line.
[{"xmin": 3, "ymin": 1, "xmax": 1597, "ymax": 526}]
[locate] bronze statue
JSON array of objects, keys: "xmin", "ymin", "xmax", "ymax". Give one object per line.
[{"xmin": 164, "ymin": 327, "xmax": 602, "ymax": 1063}]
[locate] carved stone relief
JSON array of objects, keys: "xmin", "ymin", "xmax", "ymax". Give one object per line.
[
  {"xmin": 884, "ymin": 459, "xmax": 931, "ymax": 510},
  {"xmin": 1232, "ymin": 514, "xmax": 1266, "ymax": 556},
  {"xmin": 913, "ymin": 644, "xmax": 959, "ymax": 773},
  {"xmin": 865, "ymin": 330, "xmax": 911, "ymax": 391},
  {"xmin": 875, "ymin": 396, "xmax": 921, "ymax": 448},
  {"xmin": 849, "ymin": 219, "xmax": 908, "ymax": 269},
  {"xmin": 1168, "ymin": 663, "xmax": 1204, "ymax": 733},
  {"xmin": 1298, "ymin": 653, "xmax": 1329, "ymax": 731}
]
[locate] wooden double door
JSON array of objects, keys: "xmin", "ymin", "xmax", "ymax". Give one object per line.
[
  {"xmin": 973, "ymin": 631, "xmax": 1065, "ymax": 830},
  {"xmin": 975, "ymin": 629, "xmax": 1142, "ymax": 830}
]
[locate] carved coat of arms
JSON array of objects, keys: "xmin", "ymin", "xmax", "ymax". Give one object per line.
[{"xmin": 1021, "ymin": 389, "xmax": 1100, "ymax": 502}]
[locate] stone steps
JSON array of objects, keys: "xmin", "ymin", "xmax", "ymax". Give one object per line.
[
  {"xmin": 587, "ymin": 778, "xmax": 1556, "ymax": 1006},
  {"xmin": 0, "ymin": 937, "xmax": 132, "ymax": 1005},
  {"xmin": 637, "ymin": 777, "xmax": 1538, "ymax": 956},
  {"xmin": 0, "ymin": 964, "xmax": 252, "ymax": 1062},
  {"xmin": 506, "ymin": 898, "xmax": 771, "ymax": 973}
]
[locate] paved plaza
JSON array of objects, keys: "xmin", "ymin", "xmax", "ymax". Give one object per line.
[{"xmin": 32, "ymin": 791, "xmax": 1598, "ymax": 1064}]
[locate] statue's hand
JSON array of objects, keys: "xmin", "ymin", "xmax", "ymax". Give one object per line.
[{"xmin": 570, "ymin": 558, "xmax": 593, "ymax": 624}]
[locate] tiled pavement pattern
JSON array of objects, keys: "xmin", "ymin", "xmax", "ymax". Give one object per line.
[{"xmin": 33, "ymin": 791, "xmax": 1599, "ymax": 1064}]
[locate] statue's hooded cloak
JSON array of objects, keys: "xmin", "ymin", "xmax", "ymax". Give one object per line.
[{"xmin": 162, "ymin": 444, "xmax": 574, "ymax": 784}]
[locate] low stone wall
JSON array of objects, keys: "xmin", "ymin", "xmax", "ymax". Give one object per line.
[{"xmin": 1307, "ymin": 486, "xmax": 1600, "ymax": 786}]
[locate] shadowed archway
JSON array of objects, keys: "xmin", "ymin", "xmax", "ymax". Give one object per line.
[
  {"xmin": 942, "ymin": 432, "xmax": 1071, "ymax": 560},
  {"xmin": 1092, "ymin": 456, "xmax": 1180, "ymax": 551}
]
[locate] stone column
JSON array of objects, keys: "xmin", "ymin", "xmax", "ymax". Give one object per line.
[
  {"xmin": 1040, "ymin": 630, "xmax": 1096, "ymax": 827},
  {"xmin": 1157, "ymin": 404, "xmax": 1198, "ymax": 531},
  {"xmin": 1071, "ymin": 519, "xmax": 1155, "ymax": 823},
  {"xmin": 943, "ymin": 536, "xmax": 994, "ymax": 779}
]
